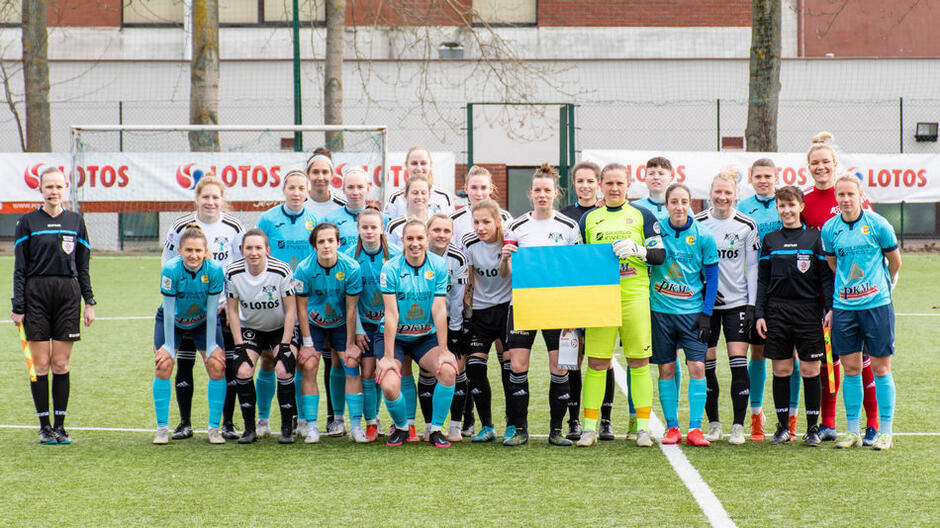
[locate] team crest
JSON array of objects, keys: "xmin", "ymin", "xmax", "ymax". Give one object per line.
[
  {"xmin": 261, "ymin": 285, "xmax": 278, "ymax": 301},
  {"xmin": 424, "ymin": 270, "xmax": 435, "ymax": 280},
  {"xmin": 305, "ymin": 221, "xmax": 314, "ymax": 230},
  {"xmin": 796, "ymin": 254, "xmax": 811, "ymax": 274},
  {"xmin": 214, "ymin": 236, "xmax": 227, "ymax": 250},
  {"xmin": 685, "ymin": 236, "xmax": 696, "ymax": 245},
  {"xmin": 61, "ymin": 235, "xmax": 75, "ymax": 254},
  {"xmin": 548, "ymin": 232, "xmax": 563, "ymax": 243},
  {"xmin": 335, "ymin": 271, "xmax": 345, "ymax": 280},
  {"xmin": 860, "ymin": 225, "xmax": 870, "ymax": 235},
  {"xmin": 201, "ymin": 274, "xmax": 209, "ymax": 283}
]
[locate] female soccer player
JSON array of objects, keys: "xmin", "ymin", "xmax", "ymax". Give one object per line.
[
  {"xmin": 386, "ymin": 175, "xmax": 432, "ymax": 247},
  {"xmin": 375, "ymin": 219, "xmax": 457, "ymax": 448},
  {"xmin": 384, "ymin": 146, "xmax": 455, "ymax": 217},
  {"xmin": 632, "ymin": 156, "xmax": 675, "ymax": 221},
  {"xmin": 694, "ymin": 170, "xmax": 760, "ymax": 445},
  {"xmin": 463, "ymin": 200, "xmax": 513, "ymax": 443},
  {"xmin": 294, "ymin": 223, "xmax": 364, "ymax": 443},
  {"xmin": 225, "ymin": 229, "xmax": 298, "ymax": 444},
  {"xmin": 11, "ymin": 167, "xmax": 95, "ymax": 445},
  {"xmin": 304, "ymin": 147, "xmax": 347, "ymax": 217},
  {"xmin": 650, "ymin": 183, "xmax": 718, "ymax": 447},
  {"xmin": 327, "ymin": 166, "xmax": 380, "ymax": 251},
  {"xmin": 152, "ymin": 224, "xmax": 226, "ymax": 445},
  {"xmin": 822, "ymin": 175, "xmax": 900, "ymax": 450},
  {"xmin": 754, "ymin": 186, "xmax": 833, "ymax": 446},
  {"xmin": 502, "ymin": 164, "xmax": 581, "ymax": 446},
  {"xmin": 346, "ymin": 207, "xmax": 402, "ymax": 442},
  {"xmin": 161, "ymin": 174, "xmax": 244, "ymax": 441}
]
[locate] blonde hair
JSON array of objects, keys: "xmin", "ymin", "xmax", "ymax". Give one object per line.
[
  {"xmin": 710, "ymin": 167, "xmax": 739, "ymax": 195},
  {"xmin": 834, "ymin": 172, "xmax": 864, "ymax": 193},
  {"xmin": 427, "ymin": 212, "xmax": 454, "ymax": 230},
  {"xmin": 195, "ymin": 174, "xmax": 225, "ymax": 198},
  {"xmin": 406, "ymin": 145, "xmax": 434, "ymax": 186},
  {"xmin": 807, "ymin": 131, "xmax": 837, "ymax": 164},
  {"xmin": 404, "ymin": 174, "xmax": 430, "ymax": 197},
  {"xmin": 470, "ymin": 199, "xmax": 504, "ymax": 242},
  {"xmin": 179, "ymin": 222, "xmax": 208, "ymax": 248},
  {"xmin": 600, "ymin": 163, "xmax": 631, "ymax": 184}
]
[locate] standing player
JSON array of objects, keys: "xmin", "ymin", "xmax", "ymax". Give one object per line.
[
  {"xmin": 294, "ymin": 223, "xmax": 364, "ymax": 443},
  {"xmin": 386, "ymin": 175, "xmax": 432, "ymax": 247},
  {"xmin": 327, "ymin": 166, "xmax": 381, "ymax": 251},
  {"xmin": 375, "ymin": 220, "xmax": 458, "ymax": 448},
  {"xmin": 161, "ymin": 174, "xmax": 244, "ymax": 441},
  {"xmin": 225, "ymin": 229, "xmax": 298, "ymax": 444},
  {"xmin": 384, "ymin": 146, "xmax": 455, "ymax": 217},
  {"xmin": 823, "ymin": 175, "xmax": 900, "ymax": 450},
  {"xmin": 754, "ymin": 186, "xmax": 832, "ymax": 446},
  {"xmin": 304, "ymin": 147, "xmax": 348, "ymax": 217},
  {"xmin": 11, "ymin": 167, "xmax": 95, "ymax": 444},
  {"xmin": 649, "ymin": 183, "xmax": 718, "ymax": 447},
  {"xmin": 502, "ymin": 164, "xmax": 581, "ymax": 446},
  {"xmin": 152, "ymin": 225, "xmax": 227, "ymax": 444},
  {"xmin": 694, "ymin": 170, "xmax": 760, "ymax": 445},
  {"xmin": 577, "ymin": 163, "xmax": 665, "ymax": 447}
]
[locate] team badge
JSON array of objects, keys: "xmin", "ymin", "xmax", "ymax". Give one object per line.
[
  {"xmin": 262, "ymin": 285, "xmax": 278, "ymax": 301},
  {"xmin": 61, "ymin": 235, "xmax": 75, "ymax": 254},
  {"xmin": 201, "ymin": 274, "xmax": 209, "ymax": 283},
  {"xmin": 796, "ymin": 254, "xmax": 811, "ymax": 274},
  {"xmin": 685, "ymin": 235, "xmax": 696, "ymax": 245},
  {"xmin": 424, "ymin": 270, "xmax": 435, "ymax": 280},
  {"xmin": 305, "ymin": 221, "xmax": 314, "ymax": 230},
  {"xmin": 336, "ymin": 271, "xmax": 345, "ymax": 280},
  {"xmin": 860, "ymin": 225, "xmax": 870, "ymax": 235}
]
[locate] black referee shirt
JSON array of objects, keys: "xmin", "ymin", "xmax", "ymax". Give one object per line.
[
  {"xmin": 560, "ymin": 202, "xmax": 593, "ymax": 224},
  {"xmin": 11, "ymin": 207, "xmax": 94, "ymax": 314},
  {"xmin": 755, "ymin": 226, "xmax": 834, "ymax": 320}
]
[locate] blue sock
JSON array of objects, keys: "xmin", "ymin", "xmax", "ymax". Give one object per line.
[
  {"xmin": 363, "ymin": 378, "xmax": 378, "ymax": 421},
  {"xmin": 401, "ymin": 375, "xmax": 417, "ymax": 422},
  {"xmin": 347, "ymin": 393, "xmax": 364, "ymax": 428},
  {"xmin": 330, "ymin": 367, "xmax": 346, "ymax": 420},
  {"xmin": 431, "ymin": 382, "xmax": 455, "ymax": 428},
  {"xmin": 688, "ymin": 377, "xmax": 707, "ymax": 430},
  {"xmin": 294, "ymin": 370, "xmax": 303, "ymax": 417},
  {"xmin": 674, "ymin": 360, "xmax": 682, "ymax": 394},
  {"xmin": 748, "ymin": 358, "xmax": 766, "ymax": 412},
  {"xmin": 658, "ymin": 377, "xmax": 679, "ymax": 429},
  {"xmin": 302, "ymin": 394, "xmax": 320, "ymax": 422},
  {"xmin": 843, "ymin": 373, "xmax": 863, "ymax": 435},
  {"xmin": 385, "ymin": 393, "xmax": 409, "ymax": 429},
  {"xmin": 626, "ymin": 368, "xmax": 635, "ymax": 414},
  {"xmin": 207, "ymin": 378, "xmax": 226, "ymax": 428},
  {"xmin": 256, "ymin": 369, "xmax": 276, "ymax": 420},
  {"xmin": 874, "ymin": 373, "xmax": 895, "ymax": 435},
  {"xmin": 153, "ymin": 377, "xmax": 172, "ymax": 428},
  {"xmin": 789, "ymin": 360, "xmax": 801, "ymax": 412}
]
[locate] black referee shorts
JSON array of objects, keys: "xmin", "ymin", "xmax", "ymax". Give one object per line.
[
  {"xmin": 763, "ymin": 300, "xmax": 825, "ymax": 362},
  {"xmin": 24, "ymin": 276, "xmax": 81, "ymax": 342}
]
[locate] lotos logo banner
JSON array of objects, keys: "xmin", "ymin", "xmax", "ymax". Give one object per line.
[{"xmin": 176, "ymin": 163, "xmax": 207, "ymax": 189}]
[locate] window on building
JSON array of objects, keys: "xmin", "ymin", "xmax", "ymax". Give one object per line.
[
  {"xmin": 472, "ymin": 0, "xmax": 536, "ymax": 25},
  {"xmin": 122, "ymin": 0, "xmax": 325, "ymax": 25}
]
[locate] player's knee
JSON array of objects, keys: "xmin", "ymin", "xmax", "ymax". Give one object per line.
[
  {"xmin": 871, "ymin": 358, "xmax": 891, "ymax": 377},
  {"xmin": 381, "ymin": 376, "xmax": 401, "ymax": 398},
  {"xmin": 236, "ymin": 363, "xmax": 254, "ymax": 379},
  {"xmin": 302, "ymin": 358, "xmax": 319, "ymax": 376},
  {"xmin": 437, "ymin": 363, "xmax": 456, "ymax": 385},
  {"xmin": 687, "ymin": 361, "xmax": 705, "ymax": 378},
  {"xmin": 658, "ymin": 362, "xmax": 676, "ymax": 379},
  {"xmin": 798, "ymin": 360, "xmax": 820, "ymax": 377},
  {"xmin": 206, "ymin": 356, "xmax": 225, "ymax": 379}
]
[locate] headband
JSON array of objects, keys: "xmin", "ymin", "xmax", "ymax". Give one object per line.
[{"xmin": 305, "ymin": 154, "xmax": 333, "ymax": 171}]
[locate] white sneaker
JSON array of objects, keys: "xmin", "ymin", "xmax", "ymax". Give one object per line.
[
  {"xmin": 304, "ymin": 422, "xmax": 320, "ymax": 444},
  {"xmin": 577, "ymin": 430, "xmax": 597, "ymax": 447},
  {"xmin": 153, "ymin": 426, "xmax": 170, "ymax": 445},
  {"xmin": 635, "ymin": 429, "xmax": 653, "ymax": 447},
  {"xmin": 295, "ymin": 418, "xmax": 307, "ymax": 438},
  {"xmin": 349, "ymin": 427, "xmax": 369, "ymax": 444},
  {"xmin": 207, "ymin": 426, "xmax": 226, "ymax": 444},
  {"xmin": 447, "ymin": 423, "xmax": 463, "ymax": 443},
  {"xmin": 704, "ymin": 421, "xmax": 723, "ymax": 442},
  {"xmin": 327, "ymin": 420, "xmax": 346, "ymax": 437},
  {"xmin": 256, "ymin": 418, "xmax": 271, "ymax": 438},
  {"xmin": 728, "ymin": 423, "xmax": 746, "ymax": 445}
]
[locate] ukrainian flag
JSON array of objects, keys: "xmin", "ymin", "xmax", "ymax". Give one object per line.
[{"xmin": 512, "ymin": 244, "xmax": 622, "ymax": 331}]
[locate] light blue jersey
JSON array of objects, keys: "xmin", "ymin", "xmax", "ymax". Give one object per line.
[
  {"xmin": 821, "ymin": 210, "xmax": 898, "ymax": 311},
  {"xmin": 293, "ymin": 251, "xmax": 362, "ymax": 328},
  {"xmin": 160, "ymin": 257, "xmax": 225, "ymax": 328},
  {"xmin": 326, "ymin": 206, "xmax": 389, "ymax": 252},
  {"xmin": 650, "ymin": 217, "xmax": 719, "ymax": 315},
  {"xmin": 344, "ymin": 243, "xmax": 402, "ymax": 326},
  {"xmin": 632, "ymin": 196, "xmax": 668, "ymax": 221},
  {"xmin": 256, "ymin": 204, "xmax": 319, "ymax": 271},
  {"xmin": 379, "ymin": 252, "xmax": 449, "ymax": 342},
  {"xmin": 738, "ymin": 194, "xmax": 782, "ymax": 243}
]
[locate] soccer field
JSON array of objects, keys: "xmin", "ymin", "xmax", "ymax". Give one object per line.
[{"xmin": 1, "ymin": 254, "xmax": 938, "ymax": 527}]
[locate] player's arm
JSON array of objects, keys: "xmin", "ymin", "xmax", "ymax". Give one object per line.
[
  {"xmin": 884, "ymin": 249, "xmax": 901, "ymax": 288},
  {"xmin": 11, "ymin": 219, "xmax": 28, "ymax": 319},
  {"xmin": 281, "ymin": 294, "xmax": 297, "ymax": 344},
  {"xmin": 206, "ymin": 293, "xmax": 221, "ymax": 354},
  {"xmin": 225, "ymin": 295, "xmax": 243, "ymax": 345},
  {"xmin": 498, "ymin": 244, "xmax": 514, "ymax": 277},
  {"xmin": 160, "ymin": 294, "xmax": 177, "ymax": 356},
  {"xmin": 754, "ymin": 242, "xmax": 771, "ymax": 338},
  {"xmin": 296, "ymin": 295, "xmax": 312, "ymax": 341},
  {"xmin": 813, "ymin": 237, "xmax": 835, "ymax": 311},
  {"xmin": 345, "ymin": 293, "xmax": 360, "ymax": 354},
  {"xmin": 641, "ymin": 211, "xmax": 666, "ymax": 265},
  {"xmin": 75, "ymin": 218, "xmax": 96, "ymax": 309},
  {"xmin": 745, "ymin": 228, "xmax": 759, "ymax": 306},
  {"xmin": 432, "ymin": 295, "xmax": 448, "ymax": 350},
  {"xmin": 161, "ymin": 227, "xmax": 177, "ymax": 265},
  {"xmin": 463, "ymin": 266, "xmax": 475, "ymax": 319}
]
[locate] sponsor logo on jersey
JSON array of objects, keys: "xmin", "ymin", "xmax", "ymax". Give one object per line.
[
  {"xmin": 619, "ymin": 263, "xmax": 637, "ymax": 277},
  {"xmin": 61, "ymin": 235, "xmax": 75, "ymax": 254},
  {"xmin": 848, "ymin": 262, "xmax": 865, "ymax": 281},
  {"xmin": 654, "ymin": 280, "xmax": 693, "ymax": 298},
  {"xmin": 840, "ymin": 282, "xmax": 878, "ymax": 300},
  {"xmin": 667, "ymin": 262, "xmax": 684, "ymax": 280},
  {"xmin": 424, "ymin": 270, "xmax": 435, "ymax": 280},
  {"xmin": 201, "ymin": 274, "xmax": 209, "ymax": 283},
  {"xmin": 399, "ymin": 323, "xmax": 432, "ymax": 335},
  {"xmin": 796, "ymin": 254, "xmax": 811, "ymax": 273},
  {"xmin": 161, "ymin": 276, "xmax": 173, "ymax": 291},
  {"xmin": 685, "ymin": 235, "xmax": 696, "ymax": 245},
  {"xmin": 407, "ymin": 303, "xmax": 425, "ymax": 318},
  {"xmin": 335, "ymin": 271, "xmax": 345, "ymax": 280},
  {"xmin": 371, "ymin": 290, "xmax": 383, "ymax": 306}
]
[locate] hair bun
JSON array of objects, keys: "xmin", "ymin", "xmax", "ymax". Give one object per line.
[{"xmin": 812, "ymin": 131, "xmax": 833, "ymax": 145}]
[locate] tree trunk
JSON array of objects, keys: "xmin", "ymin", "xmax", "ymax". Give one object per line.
[
  {"xmin": 22, "ymin": 0, "xmax": 51, "ymax": 152},
  {"xmin": 189, "ymin": 0, "xmax": 220, "ymax": 152},
  {"xmin": 745, "ymin": 0, "xmax": 781, "ymax": 152},
  {"xmin": 324, "ymin": 0, "xmax": 345, "ymax": 150}
]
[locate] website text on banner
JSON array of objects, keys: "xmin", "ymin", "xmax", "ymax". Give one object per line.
[{"xmin": 582, "ymin": 150, "xmax": 937, "ymax": 204}]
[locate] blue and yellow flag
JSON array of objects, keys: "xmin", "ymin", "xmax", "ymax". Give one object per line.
[{"xmin": 512, "ymin": 244, "xmax": 622, "ymax": 330}]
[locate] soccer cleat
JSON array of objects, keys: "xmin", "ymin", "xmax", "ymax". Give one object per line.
[
  {"xmin": 375, "ymin": 419, "xmax": 386, "ymax": 437},
  {"xmin": 278, "ymin": 425, "xmax": 295, "ymax": 444},
  {"xmin": 685, "ymin": 428, "xmax": 710, "ymax": 447},
  {"xmin": 152, "ymin": 426, "xmax": 170, "ymax": 445},
  {"xmin": 788, "ymin": 414, "xmax": 798, "ymax": 438},
  {"xmin": 447, "ymin": 424, "xmax": 463, "ymax": 443},
  {"xmin": 750, "ymin": 411, "xmax": 766, "ymax": 441},
  {"xmin": 207, "ymin": 426, "xmax": 226, "ymax": 444},
  {"xmin": 599, "ymin": 419, "xmax": 615, "ymax": 441},
  {"xmin": 803, "ymin": 425, "xmax": 821, "ymax": 447},
  {"xmin": 503, "ymin": 425, "xmax": 517, "ymax": 442},
  {"xmin": 635, "ymin": 429, "xmax": 653, "ymax": 447},
  {"xmin": 627, "ymin": 415, "xmax": 638, "ymax": 440},
  {"xmin": 171, "ymin": 422, "xmax": 193, "ymax": 440},
  {"xmin": 386, "ymin": 427, "xmax": 409, "ymax": 447},
  {"xmin": 503, "ymin": 429, "xmax": 529, "ymax": 447},
  {"xmin": 549, "ymin": 430, "xmax": 573, "ymax": 446},
  {"xmin": 661, "ymin": 427, "xmax": 682, "ymax": 445},
  {"xmin": 327, "ymin": 420, "xmax": 347, "ymax": 437},
  {"xmin": 728, "ymin": 424, "xmax": 746, "ymax": 445},
  {"xmin": 366, "ymin": 424, "xmax": 379, "ymax": 443},
  {"xmin": 349, "ymin": 427, "xmax": 369, "ymax": 444},
  {"xmin": 471, "ymin": 426, "xmax": 496, "ymax": 443},
  {"xmin": 238, "ymin": 430, "xmax": 257, "ymax": 444},
  {"xmin": 818, "ymin": 425, "xmax": 837, "ymax": 442},
  {"xmin": 871, "ymin": 433, "xmax": 893, "ymax": 451},
  {"xmin": 405, "ymin": 425, "xmax": 421, "ymax": 443},
  {"xmin": 295, "ymin": 418, "xmax": 307, "ymax": 438},
  {"xmin": 769, "ymin": 423, "xmax": 790, "ymax": 445},
  {"xmin": 256, "ymin": 419, "xmax": 271, "ymax": 439},
  {"xmin": 835, "ymin": 432, "xmax": 863, "ymax": 449},
  {"xmin": 566, "ymin": 419, "xmax": 583, "ymax": 441},
  {"xmin": 704, "ymin": 421, "xmax": 722, "ymax": 442},
  {"xmin": 52, "ymin": 426, "xmax": 73, "ymax": 445},
  {"xmin": 428, "ymin": 430, "xmax": 451, "ymax": 448},
  {"xmin": 461, "ymin": 422, "xmax": 475, "ymax": 438},
  {"xmin": 862, "ymin": 426, "xmax": 879, "ymax": 447},
  {"xmin": 576, "ymin": 430, "xmax": 597, "ymax": 447},
  {"xmin": 220, "ymin": 422, "xmax": 239, "ymax": 440},
  {"xmin": 304, "ymin": 423, "xmax": 320, "ymax": 444}
]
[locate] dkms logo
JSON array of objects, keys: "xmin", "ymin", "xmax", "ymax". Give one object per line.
[{"xmin": 177, "ymin": 163, "xmax": 208, "ymax": 189}]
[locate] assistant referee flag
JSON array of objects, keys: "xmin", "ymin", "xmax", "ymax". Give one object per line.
[{"xmin": 512, "ymin": 244, "xmax": 622, "ymax": 330}]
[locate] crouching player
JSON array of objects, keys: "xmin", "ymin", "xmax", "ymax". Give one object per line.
[
  {"xmin": 152, "ymin": 224, "xmax": 227, "ymax": 444},
  {"xmin": 754, "ymin": 186, "xmax": 833, "ymax": 445},
  {"xmin": 375, "ymin": 220, "xmax": 458, "ymax": 448},
  {"xmin": 225, "ymin": 229, "xmax": 298, "ymax": 443}
]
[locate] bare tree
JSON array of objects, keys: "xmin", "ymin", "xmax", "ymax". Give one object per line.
[
  {"xmin": 22, "ymin": 0, "xmax": 51, "ymax": 151},
  {"xmin": 189, "ymin": 0, "xmax": 220, "ymax": 152},
  {"xmin": 324, "ymin": 0, "xmax": 345, "ymax": 150},
  {"xmin": 745, "ymin": 0, "xmax": 781, "ymax": 152}
]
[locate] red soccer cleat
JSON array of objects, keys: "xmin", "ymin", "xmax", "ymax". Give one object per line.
[
  {"xmin": 405, "ymin": 425, "xmax": 421, "ymax": 442},
  {"xmin": 365, "ymin": 424, "xmax": 378, "ymax": 443},
  {"xmin": 685, "ymin": 428, "xmax": 711, "ymax": 447},
  {"xmin": 787, "ymin": 415, "xmax": 798, "ymax": 440},
  {"xmin": 662, "ymin": 427, "xmax": 682, "ymax": 445},
  {"xmin": 751, "ymin": 411, "xmax": 766, "ymax": 442}
]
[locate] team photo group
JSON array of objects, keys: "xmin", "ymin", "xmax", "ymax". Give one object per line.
[{"xmin": 12, "ymin": 133, "xmax": 901, "ymax": 451}]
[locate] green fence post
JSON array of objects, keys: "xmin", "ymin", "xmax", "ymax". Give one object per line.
[
  {"xmin": 466, "ymin": 103, "xmax": 474, "ymax": 169},
  {"xmin": 900, "ymin": 200, "xmax": 905, "ymax": 249}
]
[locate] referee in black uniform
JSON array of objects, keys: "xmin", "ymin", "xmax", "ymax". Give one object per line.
[{"xmin": 11, "ymin": 167, "xmax": 95, "ymax": 444}]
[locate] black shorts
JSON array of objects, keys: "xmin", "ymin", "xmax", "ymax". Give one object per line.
[
  {"xmin": 505, "ymin": 306, "xmax": 561, "ymax": 351},
  {"xmin": 241, "ymin": 327, "xmax": 284, "ymax": 353},
  {"xmin": 707, "ymin": 306, "xmax": 750, "ymax": 348},
  {"xmin": 763, "ymin": 300, "xmax": 825, "ymax": 362},
  {"xmin": 469, "ymin": 302, "xmax": 509, "ymax": 355},
  {"xmin": 24, "ymin": 276, "xmax": 81, "ymax": 342}
]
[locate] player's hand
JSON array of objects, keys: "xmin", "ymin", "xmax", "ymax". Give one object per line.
[
  {"xmin": 437, "ymin": 348, "xmax": 458, "ymax": 376},
  {"xmin": 298, "ymin": 345, "xmax": 319, "ymax": 364},
  {"xmin": 755, "ymin": 318, "xmax": 767, "ymax": 339},
  {"xmin": 154, "ymin": 346, "xmax": 173, "ymax": 369},
  {"xmin": 890, "ymin": 272, "xmax": 899, "ymax": 291},
  {"xmin": 694, "ymin": 313, "xmax": 712, "ymax": 343},
  {"xmin": 612, "ymin": 239, "xmax": 647, "ymax": 260},
  {"xmin": 500, "ymin": 242, "xmax": 517, "ymax": 260},
  {"xmin": 823, "ymin": 310, "xmax": 832, "ymax": 328},
  {"xmin": 355, "ymin": 333, "xmax": 370, "ymax": 351},
  {"xmin": 742, "ymin": 305, "xmax": 754, "ymax": 334},
  {"xmin": 375, "ymin": 356, "xmax": 400, "ymax": 385},
  {"xmin": 10, "ymin": 312, "xmax": 24, "ymax": 324},
  {"xmin": 345, "ymin": 343, "xmax": 362, "ymax": 363},
  {"xmin": 83, "ymin": 304, "xmax": 95, "ymax": 327}
]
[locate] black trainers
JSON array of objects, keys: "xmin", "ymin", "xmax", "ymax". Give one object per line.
[
  {"xmin": 39, "ymin": 425, "xmax": 57, "ymax": 445},
  {"xmin": 278, "ymin": 422, "xmax": 295, "ymax": 444},
  {"xmin": 549, "ymin": 429, "xmax": 573, "ymax": 446},
  {"xmin": 387, "ymin": 427, "xmax": 409, "ymax": 447},
  {"xmin": 238, "ymin": 429, "xmax": 257, "ymax": 444},
  {"xmin": 769, "ymin": 423, "xmax": 790, "ymax": 445},
  {"xmin": 599, "ymin": 419, "xmax": 615, "ymax": 441},
  {"xmin": 803, "ymin": 424, "xmax": 821, "ymax": 447},
  {"xmin": 503, "ymin": 429, "xmax": 528, "ymax": 447},
  {"xmin": 428, "ymin": 430, "xmax": 451, "ymax": 448},
  {"xmin": 566, "ymin": 419, "xmax": 583, "ymax": 441},
  {"xmin": 52, "ymin": 426, "xmax": 73, "ymax": 444},
  {"xmin": 220, "ymin": 423, "xmax": 240, "ymax": 440},
  {"xmin": 171, "ymin": 422, "xmax": 193, "ymax": 440}
]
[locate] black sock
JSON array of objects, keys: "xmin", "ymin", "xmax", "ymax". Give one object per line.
[
  {"xmin": 277, "ymin": 377, "xmax": 296, "ymax": 433},
  {"xmin": 507, "ymin": 370, "xmax": 529, "ymax": 430},
  {"xmin": 30, "ymin": 374, "xmax": 50, "ymax": 428},
  {"xmin": 549, "ymin": 372, "xmax": 570, "ymax": 431},
  {"xmin": 601, "ymin": 368, "xmax": 615, "ymax": 421},
  {"xmin": 803, "ymin": 375, "xmax": 821, "ymax": 429},
  {"xmin": 772, "ymin": 375, "xmax": 790, "ymax": 428},
  {"xmin": 175, "ymin": 355, "xmax": 195, "ymax": 425},
  {"xmin": 450, "ymin": 373, "xmax": 467, "ymax": 423},
  {"xmin": 462, "ymin": 381, "xmax": 475, "ymax": 427},
  {"xmin": 323, "ymin": 357, "xmax": 334, "ymax": 423},
  {"xmin": 500, "ymin": 359, "xmax": 512, "ymax": 423},
  {"xmin": 729, "ymin": 356, "xmax": 750, "ymax": 426},
  {"xmin": 467, "ymin": 356, "xmax": 492, "ymax": 428},
  {"xmin": 52, "ymin": 372, "xmax": 69, "ymax": 429},
  {"xmin": 235, "ymin": 377, "xmax": 256, "ymax": 433},
  {"xmin": 567, "ymin": 368, "xmax": 582, "ymax": 421},
  {"xmin": 705, "ymin": 359, "xmax": 719, "ymax": 423},
  {"xmin": 418, "ymin": 375, "xmax": 437, "ymax": 426}
]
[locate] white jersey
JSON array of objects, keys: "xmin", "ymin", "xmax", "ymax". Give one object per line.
[
  {"xmin": 462, "ymin": 232, "xmax": 511, "ymax": 309},
  {"xmin": 162, "ymin": 212, "xmax": 244, "ymax": 267},
  {"xmin": 440, "ymin": 243, "xmax": 469, "ymax": 331},
  {"xmin": 304, "ymin": 191, "xmax": 347, "ymax": 218},
  {"xmin": 450, "ymin": 206, "xmax": 513, "ymax": 251},
  {"xmin": 384, "ymin": 187, "xmax": 454, "ymax": 218},
  {"xmin": 505, "ymin": 211, "xmax": 580, "ymax": 248},
  {"xmin": 384, "ymin": 216, "xmax": 412, "ymax": 247},
  {"xmin": 225, "ymin": 257, "xmax": 294, "ymax": 333},
  {"xmin": 694, "ymin": 208, "xmax": 759, "ymax": 309}
]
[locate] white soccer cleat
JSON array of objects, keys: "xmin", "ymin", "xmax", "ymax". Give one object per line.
[
  {"xmin": 635, "ymin": 429, "xmax": 653, "ymax": 447},
  {"xmin": 295, "ymin": 418, "xmax": 307, "ymax": 438},
  {"xmin": 327, "ymin": 420, "xmax": 346, "ymax": 437},
  {"xmin": 349, "ymin": 427, "xmax": 369, "ymax": 444},
  {"xmin": 304, "ymin": 422, "xmax": 320, "ymax": 444},
  {"xmin": 207, "ymin": 426, "xmax": 226, "ymax": 444},
  {"xmin": 728, "ymin": 423, "xmax": 746, "ymax": 445},
  {"xmin": 704, "ymin": 421, "xmax": 723, "ymax": 442},
  {"xmin": 447, "ymin": 423, "xmax": 463, "ymax": 443},
  {"xmin": 256, "ymin": 418, "xmax": 271, "ymax": 439},
  {"xmin": 577, "ymin": 430, "xmax": 598, "ymax": 447},
  {"xmin": 153, "ymin": 426, "xmax": 170, "ymax": 445}
]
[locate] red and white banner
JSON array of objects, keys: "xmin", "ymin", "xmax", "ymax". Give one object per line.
[{"xmin": 582, "ymin": 150, "xmax": 939, "ymax": 203}]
